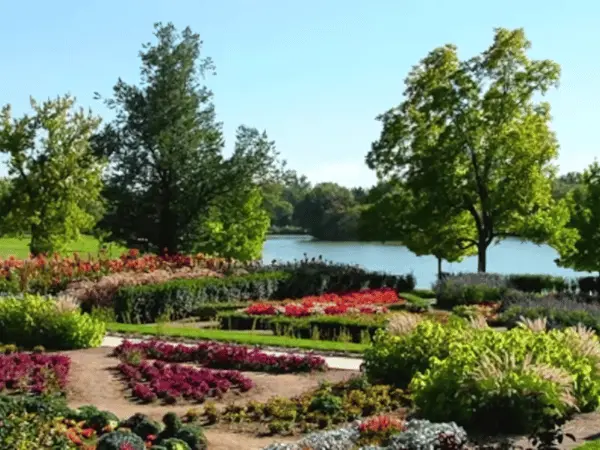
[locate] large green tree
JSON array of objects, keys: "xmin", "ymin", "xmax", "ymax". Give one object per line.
[
  {"xmin": 367, "ymin": 28, "xmax": 575, "ymax": 272},
  {"xmin": 555, "ymin": 162, "xmax": 600, "ymax": 274},
  {"xmin": 0, "ymin": 96, "xmax": 104, "ymax": 255},
  {"xmin": 360, "ymin": 181, "xmax": 476, "ymax": 277},
  {"xmin": 94, "ymin": 23, "xmax": 278, "ymax": 255},
  {"xmin": 294, "ymin": 182, "xmax": 360, "ymax": 240}
]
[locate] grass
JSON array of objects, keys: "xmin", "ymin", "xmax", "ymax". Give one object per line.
[
  {"xmin": 0, "ymin": 235, "xmax": 127, "ymax": 259},
  {"xmin": 106, "ymin": 322, "xmax": 368, "ymax": 353}
]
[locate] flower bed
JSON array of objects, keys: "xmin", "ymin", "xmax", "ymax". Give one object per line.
[
  {"xmin": 0, "ymin": 394, "xmax": 207, "ymax": 449},
  {"xmin": 245, "ymin": 288, "xmax": 401, "ymax": 318},
  {"xmin": 0, "ymin": 248, "xmax": 235, "ymax": 295},
  {"xmin": 118, "ymin": 361, "xmax": 253, "ymax": 404},
  {"xmin": 220, "ymin": 376, "xmax": 408, "ymax": 435},
  {"xmin": 0, "ymin": 353, "xmax": 70, "ymax": 395},
  {"xmin": 113, "ymin": 340, "xmax": 328, "ymax": 373},
  {"xmin": 263, "ymin": 419, "xmax": 467, "ymax": 450}
]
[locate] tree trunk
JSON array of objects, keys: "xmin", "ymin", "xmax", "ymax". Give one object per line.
[
  {"xmin": 437, "ymin": 256, "xmax": 443, "ymax": 280},
  {"xmin": 477, "ymin": 238, "xmax": 487, "ymax": 272}
]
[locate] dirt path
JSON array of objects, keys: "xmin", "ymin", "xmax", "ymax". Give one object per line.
[{"xmin": 63, "ymin": 347, "xmax": 357, "ymax": 450}]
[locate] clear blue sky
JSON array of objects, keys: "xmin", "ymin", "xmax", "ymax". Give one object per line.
[{"xmin": 0, "ymin": 0, "xmax": 597, "ymax": 187}]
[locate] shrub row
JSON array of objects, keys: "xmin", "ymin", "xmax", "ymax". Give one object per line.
[
  {"xmin": 0, "ymin": 294, "xmax": 105, "ymax": 350},
  {"xmin": 498, "ymin": 291, "xmax": 600, "ymax": 332},
  {"xmin": 113, "ymin": 272, "xmax": 290, "ymax": 323},
  {"xmin": 253, "ymin": 258, "xmax": 416, "ymax": 297},
  {"xmin": 364, "ymin": 319, "xmax": 600, "ymax": 434},
  {"xmin": 435, "ymin": 273, "xmax": 600, "ymax": 309},
  {"xmin": 218, "ymin": 311, "xmax": 385, "ymax": 343}
]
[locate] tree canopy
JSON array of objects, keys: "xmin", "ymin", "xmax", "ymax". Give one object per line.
[
  {"xmin": 555, "ymin": 162, "xmax": 600, "ymax": 274},
  {"xmin": 0, "ymin": 96, "xmax": 104, "ymax": 255},
  {"xmin": 367, "ymin": 28, "xmax": 576, "ymax": 272},
  {"xmin": 94, "ymin": 22, "xmax": 278, "ymax": 256}
]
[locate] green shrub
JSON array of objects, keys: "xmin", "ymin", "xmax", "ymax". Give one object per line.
[
  {"xmin": 120, "ymin": 413, "xmax": 162, "ymax": 440},
  {"xmin": 366, "ymin": 320, "xmax": 600, "ymax": 434},
  {"xmin": 113, "ymin": 272, "xmax": 290, "ymax": 323},
  {"xmin": 97, "ymin": 430, "xmax": 146, "ymax": 450},
  {"xmin": 507, "ymin": 274, "xmax": 569, "ymax": 293},
  {"xmin": 575, "ymin": 441, "xmax": 600, "ymax": 450},
  {"xmin": 218, "ymin": 311, "xmax": 386, "ymax": 343},
  {"xmin": 0, "ymin": 294, "xmax": 105, "ymax": 349},
  {"xmin": 364, "ymin": 320, "xmax": 468, "ymax": 387},
  {"xmin": 452, "ymin": 305, "xmax": 480, "ymax": 319},
  {"xmin": 192, "ymin": 302, "xmax": 250, "ymax": 321}
]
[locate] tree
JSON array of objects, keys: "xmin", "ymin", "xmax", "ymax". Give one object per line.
[
  {"xmin": 193, "ymin": 187, "xmax": 270, "ymax": 260},
  {"xmin": 0, "ymin": 96, "xmax": 104, "ymax": 255},
  {"xmin": 552, "ymin": 171, "xmax": 583, "ymax": 200},
  {"xmin": 360, "ymin": 181, "xmax": 476, "ymax": 278},
  {"xmin": 555, "ymin": 162, "xmax": 600, "ymax": 273},
  {"xmin": 367, "ymin": 28, "xmax": 575, "ymax": 272},
  {"xmin": 294, "ymin": 182, "xmax": 359, "ymax": 240},
  {"xmin": 94, "ymin": 23, "xmax": 278, "ymax": 254}
]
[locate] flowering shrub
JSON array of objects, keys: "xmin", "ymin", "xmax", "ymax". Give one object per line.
[
  {"xmin": 113, "ymin": 340, "xmax": 327, "ymax": 373},
  {"xmin": 0, "ymin": 353, "xmax": 70, "ymax": 395},
  {"xmin": 117, "ymin": 361, "xmax": 253, "ymax": 404},
  {"xmin": 358, "ymin": 415, "xmax": 405, "ymax": 446},
  {"xmin": 244, "ymin": 288, "xmax": 398, "ymax": 318}
]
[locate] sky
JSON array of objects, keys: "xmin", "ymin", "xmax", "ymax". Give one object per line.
[{"xmin": 0, "ymin": 0, "xmax": 598, "ymax": 188}]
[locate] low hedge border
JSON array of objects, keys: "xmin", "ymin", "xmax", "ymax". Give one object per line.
[
  {"xmin": 105, "ymin": 323, "xmax": 368, "ymax": 355},
  {"xmin": 218, "ymin": 311, "xmax": 386, "ymax": 344},
  {"xmin": 113, "ymin": 272, "xmax": 291, "ymax": 323}
]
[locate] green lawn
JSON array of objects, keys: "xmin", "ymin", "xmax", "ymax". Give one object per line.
[
  {"xmin": 0, "ymin": 235, "xmax": 127, "ymax": 259},
  {"xmin": 106, "ymin": 322, "xmax": 368, "ymax": 353}
]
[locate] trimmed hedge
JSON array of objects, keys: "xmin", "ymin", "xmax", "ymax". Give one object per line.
[
  {"xmin": 218, "ymin": 312, "xmax": 385, "ymax": 343},
  {"xmin": 253, "ymin": 259, "xmax": 416, "ymax": 297},
  {"xmin": 192, "ymin": 302, "xmax": 251, "ymax": 321},
  {"xmin": 506, "ymin": 274, "xmax": 571, "ymax": 293},
  {"xmin": 114, "ymin": 272, "xmax": 290, "ymax": 323}
]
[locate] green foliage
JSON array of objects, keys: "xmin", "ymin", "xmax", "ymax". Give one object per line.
[
  {"xmin": 360, "ymin": 181, "xmax": 477, "ymax": 276},
  {"xmin": 410, "ymin": 289, "xmax": 436, "ymax": 299},
  {"xmin": 0, "ymin": 294, "xmax": 105, "ymax": 349},
  {"xmin": 192, "ymin": 302, "xmax": 251, "ymax": 321},
  {"xmin": 0, "ymin": 411, "xmax": 77, "ymax": 449},
  {"xmin": 367, "ymin": 28, "xmax": 576, "ymax": 272},
  {"xmin": 159, "ymin": 439, "xmax": 192, "ymax": 450},
  {"xmin": 364, "ymin": 321, "xmax": 465, "ymax": 387},
  {"xmin": 555, "ymin": 162, "xmax": 600, "ymax": 273},
  {"xmin": 0, "ymin": 95, "xmax": 105, "ymax": 255},
  {"xmin": 574, "ymin": 441, "xmax": 600, "ymax": 450},
  {"xmin": 220, "ymin": 377, "xmax": 406, "ymax": 435},
  {"xmin": 507, "ymin": 274, "xmax": 569, "ymax": 293},
  {"xmin": 366, "ymin": 319, "xmax": 600, "ymax": 434},
  {"xmin": 95, "ymin": 23, "xmax": 278, "ymax": 254},
  {"xmin": 193, "ymin": 187, "xmax": 269, "ymax": 260},
  {"xmin": 171, "ymin": 424, "xmax": 206, "ymax": 450},
  {"xmin": 219, "ymin": 311, "xmax": 385, "ymax": 343},
  {"xmin": 120, "ymin": 413, "xmax": 163, "ymax": 440},
  {"xmin": 294, "ymin": 182, "xmax": 361, "ymax": 240},
  {"xmin": 114, "ymin": 272, "xmax": 290, "ymax": 323},
  {"xmin": 97, "ymin": 430, "xmax": 146, "ymax": 450}
]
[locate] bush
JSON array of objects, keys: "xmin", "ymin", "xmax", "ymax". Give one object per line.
[
  {"xmin": 192, "ymin": 302, "xmax": 250, "ymax": 321},
  {"xmin": 97, "ymin": 430, "xmax": 146, "ymax": 450},
  {"xmin": 255, "ymin": 258, "xmax": 415, "ymax": 297},
  {"xmin": 0, "ymin": 294, "xmax": 105, "ymax": 349},
  {"xmin": 578, "ymin": 276, "xmax": 600, "ymax": 295},
  {"xmin": 113, "ymin": 272, "xmax": 290, "ymax": 323},
  {"xmin": 434, "ymin": 273, "xmax": 508, "ymax": 308},
  {"xmin": 507, "ymin": 274, "xmax": 569, "ymax": 293},
  {"xmin": 409, "ymin": 289, "xmax": 436, "ymax": 299},
  {"xmin": 366, "ymin": 320, "xmax": 600, "ymax": 434},
  {"xmin": 499, "ymin": 292, "xmax": 600, "ymax": 332},
  {"xmin": 219, "ymin": 311, "xmax": 385, "ymax": 343}
]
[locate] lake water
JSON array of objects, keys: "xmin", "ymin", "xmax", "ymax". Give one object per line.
[{"xmin": 262, "ymin": 235, "xmax": 591, "ymax": 289}]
